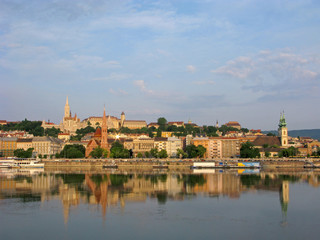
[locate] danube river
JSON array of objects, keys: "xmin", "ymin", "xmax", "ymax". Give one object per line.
[{"xmin": 1, "ymin": 168, "xmax": 320, "ymax": 239}]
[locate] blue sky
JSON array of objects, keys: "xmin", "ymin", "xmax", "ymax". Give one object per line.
[{"xmin": 1, "ymin": 0, "xmax": 319, "ymax": 130}]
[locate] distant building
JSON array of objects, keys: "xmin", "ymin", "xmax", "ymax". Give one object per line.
[
  {"xmin": 132, "ymin": 137, "xmax": 154, "ymax": 157},
  {"xmin": 147, "ymin": 122, "xmax": 159, "ymax": 129},
  {"xmin": 122, "ymin": 120, "xmax": 147, "ymax": 129},
  {"xmin": 167, "ymin": 137, "xmax": 183, "ymax": 157},
  {"xmin": 0, "ymin": 120, "xmax": 7, "ymax": 125},
  {"xmin": 168, "ymin": 121, "xmax": 185, "ymax": 127},
  {"xmin": 58, "ymin": 133, "xmax": 71, "ymax": 141},
  {"xmin": 154, "ymin": 137, "xmax": 168, "ymax": 151},
  {"xmin": 224, "ymin": 121, "xmax": 241, "ymax": 130},
  {"xmin": 41, "ymin": 96, "xmax": 85, "ymax": 134},
  {"xmin": 32, "ymin": 136, "xmax": 63, "ymax": 157}
]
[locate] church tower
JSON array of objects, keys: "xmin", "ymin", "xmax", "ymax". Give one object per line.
[
  {"xmin": 120, "ymin": 112, "xmax": 125, "ymax": 127},
  {"xmin": 101, "ymin": 106, "xmax": 108, "ymax": 149},
  {"xmin": 64, "ymin": 96, "xmax": 71, "ymax": 118},
  {"xmin": 278, "ymin": 111, "xmax": 288, "ymax": 146}
]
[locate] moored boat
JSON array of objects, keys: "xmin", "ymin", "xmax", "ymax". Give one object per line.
[{"xmin": 15, "ymin": 159, "xmax": 44, "ymax": 168}]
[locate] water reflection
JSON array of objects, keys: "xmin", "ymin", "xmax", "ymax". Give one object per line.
[{"xmin": 1, "ymin": 169, "xmax": 320, "ymax": 225}]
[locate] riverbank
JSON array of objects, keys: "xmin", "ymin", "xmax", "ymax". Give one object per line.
[{"xmin": 43, "ymin": 158, "xmax": 320, "ymax": 171}]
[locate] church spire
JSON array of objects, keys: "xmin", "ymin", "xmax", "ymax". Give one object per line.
[
  {"xmin": 101, "ymin": 106, "xmax": 108, "ymax": 150},
  {"xmin": 64, "ymin": 96, "xmax": 70, "ymax": 118}
]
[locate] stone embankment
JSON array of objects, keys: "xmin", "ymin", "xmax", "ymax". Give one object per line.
[{"xmin": 43, "ymin": 158, "xmax": 320, "ymax": 171}]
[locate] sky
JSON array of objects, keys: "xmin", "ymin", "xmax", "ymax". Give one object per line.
[{"xmin": 0, "ymin": 0, "xmax": 319, "ymax": 130}]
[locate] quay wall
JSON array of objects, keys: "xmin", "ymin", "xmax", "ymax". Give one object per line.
[{"xmin": 43, "ymin": 158, "xmax": 320, "ymax": 170}]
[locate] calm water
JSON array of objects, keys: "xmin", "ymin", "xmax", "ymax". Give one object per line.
[{"xmin": 1, "ymin": 168, "xmax": 320, "ymax": 240}]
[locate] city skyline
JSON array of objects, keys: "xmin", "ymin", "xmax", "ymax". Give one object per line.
[{"xmin": 1, "ymin": 0, "xmax": 320, "ymax": 130}]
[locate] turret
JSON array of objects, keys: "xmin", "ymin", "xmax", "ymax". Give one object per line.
[{"xmin": 120, "ymin": 111, "xmax": 125, "ymax": 127}]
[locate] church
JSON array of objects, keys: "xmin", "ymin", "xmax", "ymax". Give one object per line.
[
  {"xmin": 41, "ymin": 96, "xmax": 85, "ymax": 134},
  {"xmin": 42, "ymin": 96, "xmax": 147, "ymax": 134},
  {"xmin": 85, "ymin": 107, "xmax": 109, "ymax": 157}
]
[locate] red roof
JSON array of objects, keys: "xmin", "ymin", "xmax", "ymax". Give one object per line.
[{"xmin": 168, "ymin": 121, "xmax": 184, "ymax": 124}]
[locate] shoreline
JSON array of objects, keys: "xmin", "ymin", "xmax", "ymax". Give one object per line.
[{"xmin": 42, "ymin": 158, "xmax": 320, "ymax": 172}]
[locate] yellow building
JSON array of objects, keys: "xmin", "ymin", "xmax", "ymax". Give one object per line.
[
  {"xmin": 132, "ymin": 138, "xmax": 154, "ymax": 157},
  {"xmin": 0, "ymin": 137, "xmax": 18, "ymax": 157},
  {"xmin": 32, "ymin": 136, "xmax": 63, "ymax": 157},
  {"xmin": 17, "ymin": 138, "xmax": 33, "ymax": 151}
]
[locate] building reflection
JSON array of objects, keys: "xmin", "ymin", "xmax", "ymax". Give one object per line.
[{"xmin": 1, "ymin": 169, "xmax": 320, "ymax": 225}]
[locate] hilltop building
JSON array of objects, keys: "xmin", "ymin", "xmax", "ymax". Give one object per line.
[
  {"xmin": 41, "ymin": 96, "xmax": 85, "ymax": 134},
  {"xmin": 224, "ymin": 121, "xmax": 241, "ymax": 130}
]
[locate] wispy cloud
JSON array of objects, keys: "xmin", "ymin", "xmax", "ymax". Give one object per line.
[
  {"xmin": 211, "ymin": 50, "xmax": 320, "ymax": 98},
  {"xmin": 92, "ymin": 73, "xmax": 129, "ymax": 82},
  {"xmin": 187, "ymin": 65, "xmax": 196, "ymax": 73},
  {"xmin": 133, "ymin": 80, "xmax": 154, "ymax": 94}
]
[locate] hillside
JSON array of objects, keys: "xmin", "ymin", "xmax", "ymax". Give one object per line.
[{"xmin": 263, "ymin": 129, "xmax": 320, "ymax": 140}]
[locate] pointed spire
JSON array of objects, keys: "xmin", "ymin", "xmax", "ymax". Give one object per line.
[{"xmin": 66, "ymin": 96, "xmax": 69, "ymax": 106}]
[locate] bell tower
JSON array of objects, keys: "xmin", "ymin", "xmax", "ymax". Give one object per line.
[
  {"xmin": 101, "ymin": 106, "xmax": 108, "ymax": 149},
  {"xmin": 278, "ymin": 111, "xmax": 288, "ymax": 146},
  {"xmin": 64, "ymin": 96, "xmax": 70, "ymax": 118}
]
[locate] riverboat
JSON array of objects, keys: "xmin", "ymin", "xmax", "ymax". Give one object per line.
[
  {"xmin": 15, "ymin": 159, "xmax": 44, "ymax": 168},
  {"xmin": 0, "ymin": 160, "xmax": 19, "ymax": 168}
]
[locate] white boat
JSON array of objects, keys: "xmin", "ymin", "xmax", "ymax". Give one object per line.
[
  {"xmin": 0, "ymin": 160, "xmax": 19, "ymax": 168},
  {"xmin": 15, "ymin": 159, "xmax": 44, "ymax": 168}
]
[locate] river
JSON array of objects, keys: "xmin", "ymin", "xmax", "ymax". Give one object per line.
[{"xmin": 0, "ymin": 168, "xmax": 320, "ymax": 239}]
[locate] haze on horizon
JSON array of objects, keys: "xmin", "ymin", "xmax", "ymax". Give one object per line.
[{"xmin": 0, "ymin": 0, "xmax": 319, "ymax": 131}]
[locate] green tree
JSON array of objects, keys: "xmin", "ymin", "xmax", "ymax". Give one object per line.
[
  {"xmin": 89, "ymin": 146, "xmax": 104, "ymax": 158},
  {"xmin": 265, "ymin": 151, "xmax": 271, "ymax": 157},
  {"xmin": 241, "ymin": 128, "xmax": 249, "ymax": 133},
  {"xmin": 44, "ymin": 127, "xmax": 61, "ymax": 137},
  {"xmin": 177, "ymin": 148, "xmax": 187, "ymax": 159},
  {"xmin": 240, "ymin": 142, "xmax": 260, "ymax": 158},
  {"xmin": 137, "ymin": 152, "xmax": 143, "ymax": 158},
  {"xmin": 185, "ymin": 144, "xmax": 206, "ymax": 158},
  {"xmin": 158, "ymin": 149, "xmax": 168, "ymax": 158},
  {"xmin": 14, "ymin": 148, "xmax": 34, "ymax": 158},
  {"xmin": 110, "ymin": 141, "xmax": 129, "ymax": 158},
  {"xmin": 149, "ymin": 148, "xmax": 159, "ymax": 158},
  {"xmin": 267, "ymin": 132, "xmax": 276, "ymax": 136},
  {"xmin": 279, "ymin": 146, "xmax": 299, "ymax": 158},
  {"xmin": 186, "ymin": 144, "xmax": 198, "ymax": 158},
  {"xmin": 197, "ymin": 145, "xmax": 206, "ymax": 158},
  {"xmin": 58, "ymin": 144, "xmax": 85, "ymax": 158},
  {"xmin": 71, "ymin": 126, "xmax": 96, "ymax": 141},
  {"xmin": 157, "ymin": 117, "xmax": 167, "ymax": 131}
]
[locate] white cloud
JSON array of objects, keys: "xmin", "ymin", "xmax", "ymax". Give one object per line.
[
  {"xmin": 187, "ymin": 65, "xmax": 196, "ymax": 73},
  {"xmin": 133, "ymin": 80, "xmax": 154, "ymax": 94},
  {"xmin": 211, "ymin": 50, "xmax": 320, "ymax": 98}
]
